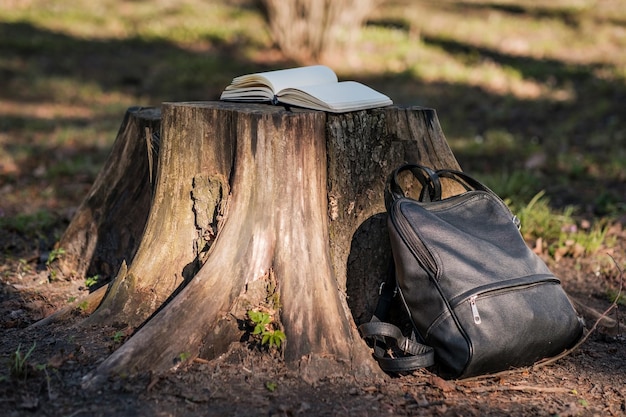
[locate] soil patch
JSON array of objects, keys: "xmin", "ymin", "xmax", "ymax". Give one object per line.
[{"xmin": 1, "ymin": 231, "xmax": 624, "ymax": 417}]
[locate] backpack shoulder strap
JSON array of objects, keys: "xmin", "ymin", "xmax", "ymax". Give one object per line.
[
  {"xmin": 359, "ymin": 262, "xmax": 435, "ymax": 373},
  {"xmin": 359, "ymin": 320, "xmax": 435, "ymax": 372}
]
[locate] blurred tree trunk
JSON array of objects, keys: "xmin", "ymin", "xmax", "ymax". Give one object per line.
[
  {"xmin": 74, "ymin": 101, "xmax": 461, "ymax": 387},
  {"xmin": 260, "ymin": 0, "xmax": 381, "ymax": 63}
]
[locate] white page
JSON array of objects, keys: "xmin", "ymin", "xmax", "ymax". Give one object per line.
[
  {"xmin": 278, "ymin": 81, "xmax": 392, "ymax": 112},
  {"xmin": 231, "ymin": 65, "xmax": 338, "ymax": 94}
]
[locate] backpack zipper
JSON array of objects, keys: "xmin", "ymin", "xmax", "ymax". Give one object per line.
[
  {"xmin": 469, "ymin": 295, "xmax": 481, "ymax": 324},
  {"xmin": 459, "ymin": 279, "xmax": 559, "ymax": 326}
]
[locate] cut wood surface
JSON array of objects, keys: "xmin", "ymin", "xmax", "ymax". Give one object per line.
[{"xmin": 51, "ymin": 102, "xmax": 462, "ymax": 386}]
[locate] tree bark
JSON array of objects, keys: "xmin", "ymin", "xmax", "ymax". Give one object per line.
[
  {"xmin": 77, "ymin": 102, "xmax": 460, "ymax": 387},
  {"xmin": 50, "ymin": 107, "xmax": 161, "ymax": 284}
]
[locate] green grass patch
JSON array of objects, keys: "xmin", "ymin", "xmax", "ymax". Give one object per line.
[
  {"xmin": 515, "ymin": 191, "xmax": 572, "ymax": 242},
  {"xmin": 47, "ymin": 153, "xmax": 104, "ymax": 179},
  {"xmin": 512, "ymin": 191, "xmax": 616, "ymax": 259},
  {"xmin": 476, "ymin": 170, "xmax": 543, "ymax": 207},
  {"xmin": 0, "ymin": 210, "xmax": 58, "ymax": 236}
]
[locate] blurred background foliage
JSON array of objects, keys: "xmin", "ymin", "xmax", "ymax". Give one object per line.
[{"xmin": 0, "ymin": 0, "xmax": 624, "ymax": 254}]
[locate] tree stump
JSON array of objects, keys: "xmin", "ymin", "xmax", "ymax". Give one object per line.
[{"xmin": 65, "ymin": 102, "xmax": 461, "ymax": 386}]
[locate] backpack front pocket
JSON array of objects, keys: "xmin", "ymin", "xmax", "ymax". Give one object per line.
[{"xmin": 424, "ymin": 277, "xmax": 582, "ymax": 379}]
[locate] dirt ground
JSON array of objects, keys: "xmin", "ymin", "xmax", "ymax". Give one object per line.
[{"xmin": 1, "ymin": 211, "xmax": 625, "ymax": 417}]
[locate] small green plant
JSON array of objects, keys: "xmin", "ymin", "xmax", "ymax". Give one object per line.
[
  {"xmin": 84, "ymin": 275, "xmax": 99, "ymax": 288},
  {"xmin": 67, "ymin": 296, "xmax": 77, "ymax": 303},
  {"xmin": 10, "ymin": 342, "xmax": 36, "ymax": 379},
  {"xmin": 178, "ymin": 352, "xmax": 191, "ymax": 362},
  {"xmin": 607, "ymin": 288, "xmax": 626, "ymax": 306},
  {"xmin": 16, "ymin": 258, "xmax": 32, "ymax": 277},
  {"xmin": 262, "ymin": 328, "xmax": 286, "ymax": 349},
  {"xmin": 77, "ymin": 300, "xmax": 89, "ymax": 311},
  {"xmin": 265, "ymin": 381, "xmax": 278, "ymax": 392},
  {"xmin": 48, "ymin": 269, "xmax": 58, "ymax": 281},
  {"xmin": 35, "ymin": 363, "xmax": 53, "ymax": 399},
  {"xmin": 112, "ymin": 331, "xmax": 125, "ymax": 343},
  {"xmin": 247, "ymin": 310, "xmax": 286, "ymax": 349},
  {"xmin": 248, "ymin": 310, "xmax": 271, "ymax": 334},
  {"xmin": 46, "ymin": 247, "xmax": 66, "ymax": 266}
]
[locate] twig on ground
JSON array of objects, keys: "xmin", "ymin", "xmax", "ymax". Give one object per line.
[
  {"xmin": 569, "ymin": 296, "xmax": 618, "ymax": 334},
  {"xmin": 466, "ymin": 385, "xmax": 572, "ymax": 394},
  {"xmin": 28, "ymin": 285, "xmax": 107, "ymax": 328},
  {"xmin": 65, "ymin": 408, "xmax": 88, "ymax": 417}
]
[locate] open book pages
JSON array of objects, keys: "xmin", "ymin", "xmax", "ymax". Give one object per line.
[
  {"xmin": 220, "ymin": 65, "xmax": 393, "ymax": 113},
  {"xmin": 277, "ymin": 81, "xmax": 392, "ymax": 112}
]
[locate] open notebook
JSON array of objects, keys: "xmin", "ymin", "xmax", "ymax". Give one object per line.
[{"xmin": 220, "ymin": 65, "xmax": 393, "ymax": 113}]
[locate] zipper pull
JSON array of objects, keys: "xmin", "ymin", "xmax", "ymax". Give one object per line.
[
  {"xmin": 470, "ymin": 296, "xmax": 482, "ymax": 324},
  {"xmin": 512, "ymin": 215, "xmax": 521, "ymax": 231}
]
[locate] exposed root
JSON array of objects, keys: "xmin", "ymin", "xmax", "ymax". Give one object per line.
[{"xmin": 29, "ymin": 284, "xmax": 108, "ymax": 329}]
